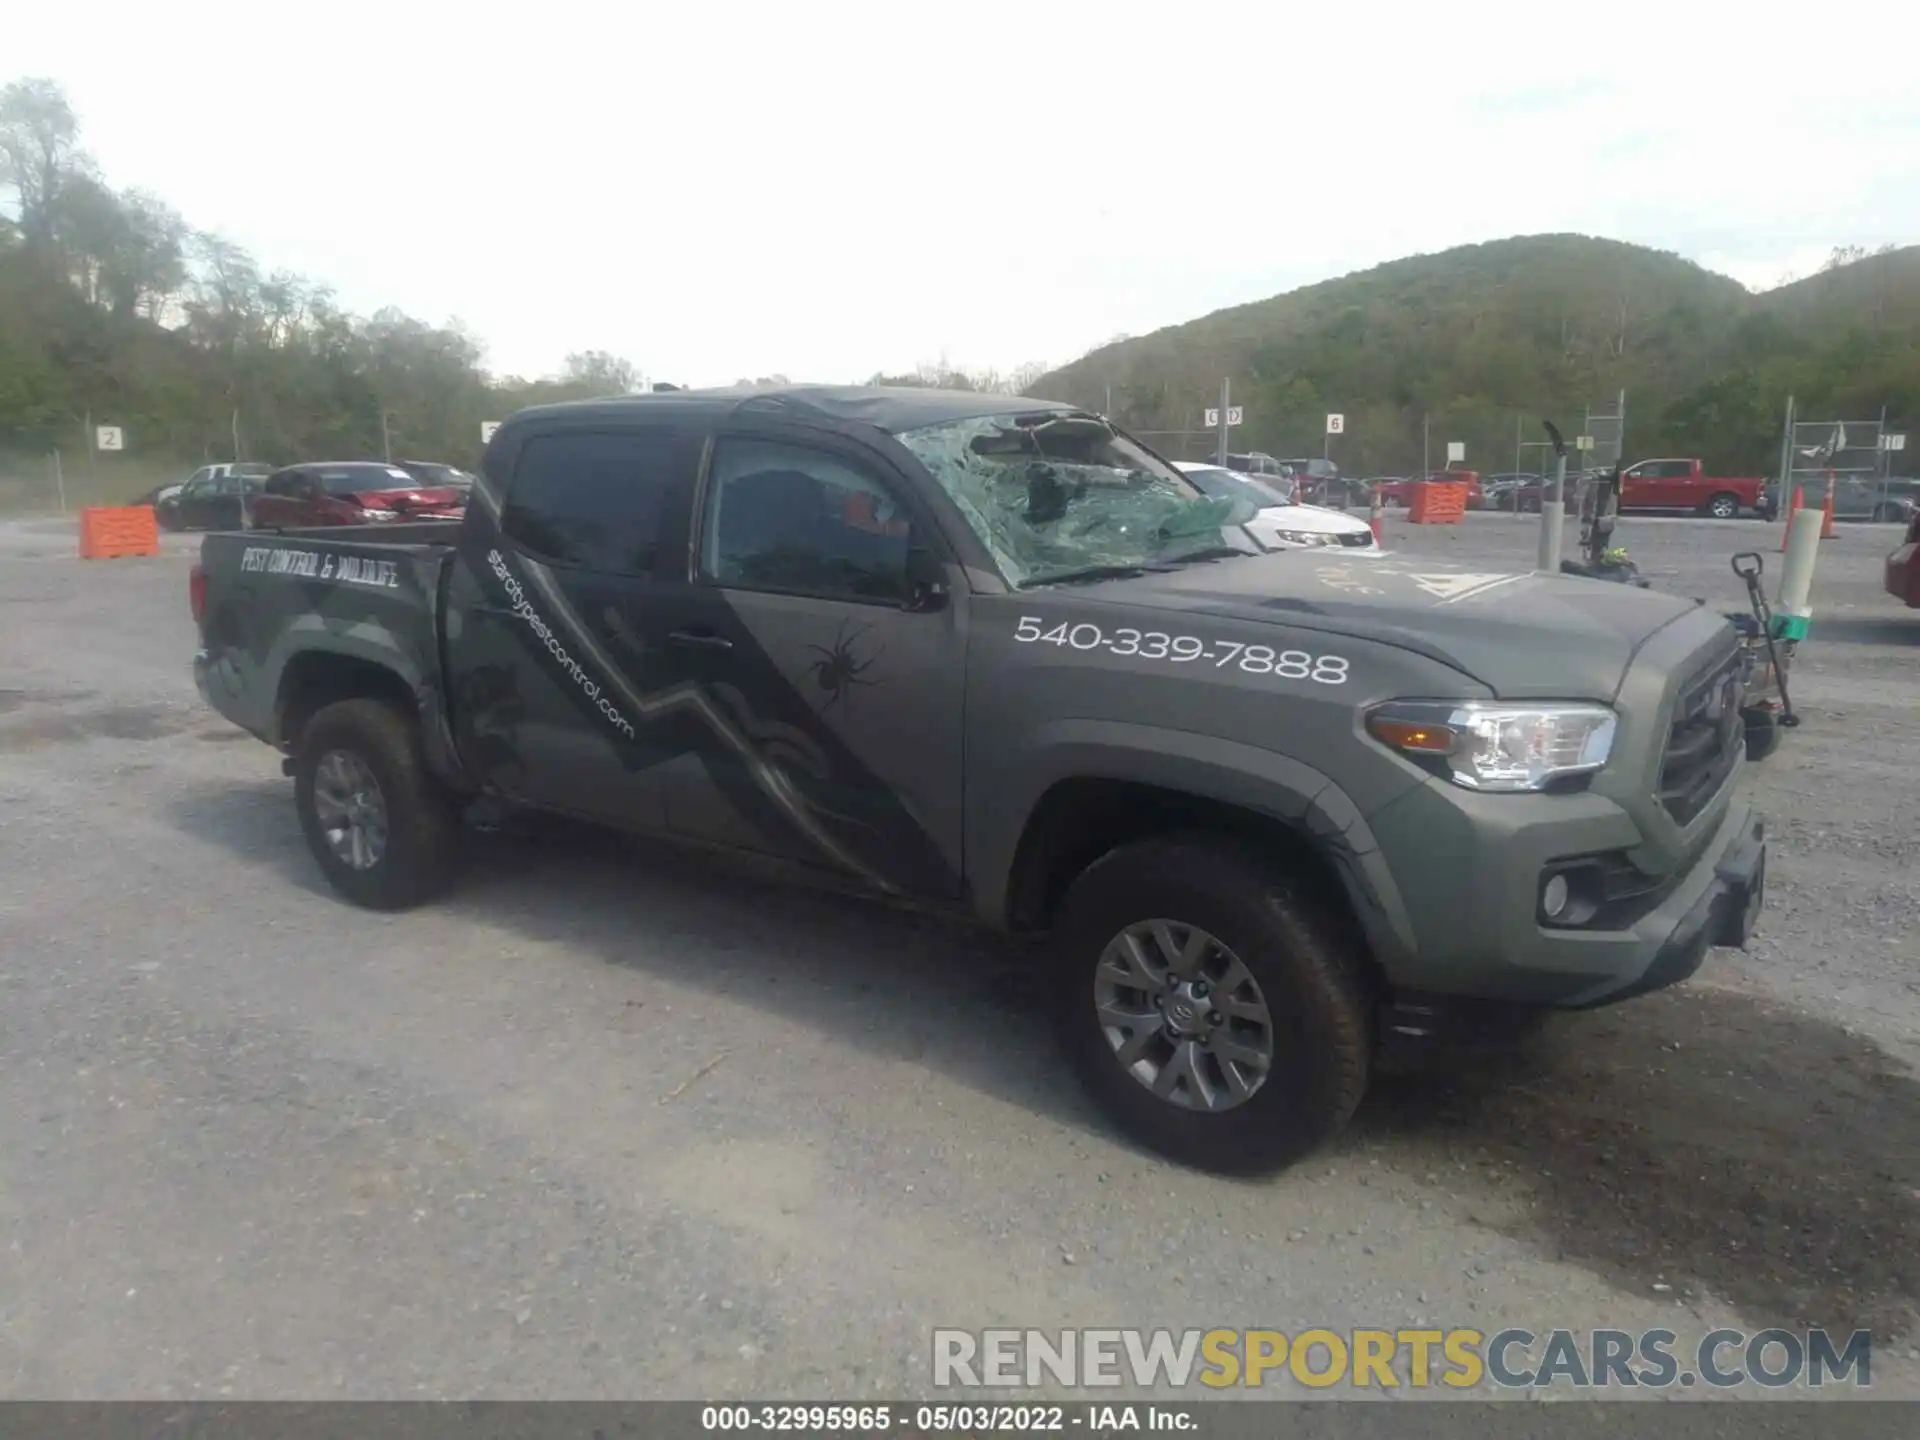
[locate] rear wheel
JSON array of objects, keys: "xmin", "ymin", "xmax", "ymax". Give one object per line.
[
  {"xmin": 1054, "ymin": 834, "xmax": 1371, "ymax": 1175},
  {"xmin": 1706, "ymin": 492, "xmax": 1740, "ymax": 519},
  {"xmin": 294, "ymin": 698, "xmax": 462, "ymax": 910},
  {"xmin": 1873, "ymin": 503, "xmax": 1904, "ymax": 524}
]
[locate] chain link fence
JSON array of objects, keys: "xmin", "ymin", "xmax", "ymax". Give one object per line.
[
  {"xmin": 1779, "ymin": 416, "xmax": 1911, "ymax": 521},
  {"xmin": 1109, "ymin": 399, "xmax": 1632, "ymax": 488}
]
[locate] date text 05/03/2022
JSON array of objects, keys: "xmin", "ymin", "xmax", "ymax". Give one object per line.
[
  {"xmin": 1013, "ymin": 617, "xmax": 1350, "ymax": 686},
  {"xmin": 698, "ymin": 1403, "xmax": 1196, "ymax": 1432}
]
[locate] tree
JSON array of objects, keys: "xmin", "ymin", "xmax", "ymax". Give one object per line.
[
  {"xmin": 0, "ymin": 77, "xmax": 84, "ymax": 251},
  {"xmin": 562, "ymin": 350, "xmax": 639, "ymax": 394}
]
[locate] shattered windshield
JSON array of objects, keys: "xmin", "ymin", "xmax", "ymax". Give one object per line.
[{"xmin": 893, "ymin": 411, "xmax": 1261, "ymax": 587}]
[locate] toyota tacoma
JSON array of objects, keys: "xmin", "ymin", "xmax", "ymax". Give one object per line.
[{"xmin": 190, "ymin": 385, "xmax": 1766, "ymax": 1174}]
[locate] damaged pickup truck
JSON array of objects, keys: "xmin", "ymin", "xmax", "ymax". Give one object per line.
[{"xmin": 191, "ymin": 385, "xmax": 1766, "ymax": 1174}]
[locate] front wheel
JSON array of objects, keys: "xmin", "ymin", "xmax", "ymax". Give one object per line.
[
  {"xmin": 294, "ymin": 698, "xmax": 462, "ymax": 910},
  {"xmin": 1706, "ymin": 492, "xmax": 1740, "ymax": 519},
  {"xmin": 1873, "ymin": 503, "xmax": 1905, "ymax": 524},
  {"xmin": 1054, "ymin": 834, "xmax": 1372, "ymax": 1175}
]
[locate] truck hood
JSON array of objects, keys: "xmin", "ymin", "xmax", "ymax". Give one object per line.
[{"xmin": 1076, "ymin": 553, "xmax": 1707, "ymax": 700}]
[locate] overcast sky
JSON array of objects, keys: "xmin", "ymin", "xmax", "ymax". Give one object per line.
[{"xmin": 9, "ymin": 1, "xmax": 1916, "ymax": 385}]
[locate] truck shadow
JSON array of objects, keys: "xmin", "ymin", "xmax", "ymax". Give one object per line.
[
  {"xmin": 1354, "ymin": 991, "xmax": 1920, "ymax": 1341},
  {"xmin": 168, "ymin": 784, "xmax": 1920, "ymax": 1342}
]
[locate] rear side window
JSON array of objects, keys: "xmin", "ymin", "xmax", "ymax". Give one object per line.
[{"xmin": 502, "ymin": 429, "xmax": 701, "ymax": 576}]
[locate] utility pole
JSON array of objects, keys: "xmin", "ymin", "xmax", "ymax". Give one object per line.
[
  {"xmin": 380, "ymin": 410, "xmax": 394, "ymax": 462},
  {"xmin": 1777, "ymin": 394, "xmax": 1796, "ymax": 512},
  {"xmin": 1538, "ymin": 422, "xmax": 1568, "ymax": 574},
  {"xmin": 1421, "ymin": 412, "xmax": 1430, "ymax": 481},
  {"xmin": 1216, "ymin": 378, "xmax": 1231, "ymax": 467}
]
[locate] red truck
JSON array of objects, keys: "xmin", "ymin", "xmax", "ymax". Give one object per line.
[
  {"xmin": 1617, "ymin": 458, "xmax": 1772, "ymax": 520},
  {"xmin": 1886, "ymin": 510, "xmax": 1920, "ymax": 608}
]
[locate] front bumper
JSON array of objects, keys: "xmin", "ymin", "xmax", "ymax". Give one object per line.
[
  {"xmin": 1575, "ymin": 808, "xmax": 1765, "ymax": 1007},
  {"xmin": 1367, "ymin": 775, "xmax": 1766, "ymax": 1008}
]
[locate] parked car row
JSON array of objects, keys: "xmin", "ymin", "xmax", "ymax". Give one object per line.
[{"xmin": 145, "ymin": 459, "xmax": 475, "ymax": 532}]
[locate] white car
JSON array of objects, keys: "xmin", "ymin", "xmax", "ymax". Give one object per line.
[{"xmin": 1174, "ymin": 462, "xmax": 1384, "ymax": 556}]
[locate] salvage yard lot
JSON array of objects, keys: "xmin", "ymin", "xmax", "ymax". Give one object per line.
[{"xmin": 2, "ymin": 511, "xmax": 1918, "ymax": 1400}]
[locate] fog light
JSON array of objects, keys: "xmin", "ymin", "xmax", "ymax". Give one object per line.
[{"xmin": 1541, "ymin": 873, "xmax": 1571, "ymax": 920}]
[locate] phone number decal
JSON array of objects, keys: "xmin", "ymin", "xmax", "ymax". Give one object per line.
[{"xmin": 1014, "ymin": 616, "xmax": 1350, "ymax": 684}]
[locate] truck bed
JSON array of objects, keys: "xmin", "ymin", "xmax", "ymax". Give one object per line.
[
  {"xmin": 195, "ymin": 523, "xmax": 460, "ymax": 753},
  {"xmin": 229, "ymin": 519, "xmax": 464, "ymax": 547}
]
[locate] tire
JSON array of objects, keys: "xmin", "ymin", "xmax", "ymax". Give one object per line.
[
  {"xmin": 1743, "ymin": 707, "xmax": 1781, "ymax": 763},
  {"xmin": 1873, "ymin": 503, "xmax": 1903, "ymax": 524},
  {"xmin": 1054, "ymin": 833, "xmax": 1372, "ymax": 1175},
  {"xmin": 1706, "ymin": 492, "xmax": 1740, "ymax": 519},
  {"xmin": 294, "ymin": 697, "xmax": 462, "ymax": 910}
]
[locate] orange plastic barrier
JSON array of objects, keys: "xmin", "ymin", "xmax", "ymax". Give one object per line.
[
  {"xmin": 1407, "ymin": 481, "xmax": 1469, "ymax": 525},
  {"xmin": 78, "ymin": 505, "xmax": 160, "ymax": 559}
]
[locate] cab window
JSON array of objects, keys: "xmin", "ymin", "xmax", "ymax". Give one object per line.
[{"xmin": 702, "ymin": 438, "xmax": 912, "ymax": 604}]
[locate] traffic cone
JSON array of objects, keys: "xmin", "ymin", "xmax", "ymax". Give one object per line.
[
  {"xmin": 1820, "ymin": 474, "xmax": 1837, "ymax": 540},
  {"xmin": 1780, "ymin": 485, "xmax": 1803, "ymax": 552},
  {"xmin": 1369, "ymin": 486, "xmax": 1385, "ymax": 546}
]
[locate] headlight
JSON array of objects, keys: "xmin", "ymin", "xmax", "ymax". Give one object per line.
[
  {"xmin": 359, "ymin": 507, "xmax": 399, "ymax": 521},
  {"xmin": 1271, "ymin": 530, "xmax": 1340, "ymax": 547},
  {"xmin": 1365, "ymin": 700, "xmax": 1617, "ymax": 792}
]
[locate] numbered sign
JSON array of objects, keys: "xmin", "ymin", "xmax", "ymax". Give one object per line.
[
  {"xmin": 95, "ymin": 426, "xmax": 124, "ymax": 452},
  {"xmin": 1446, "ymin": 441, "xmax": 1465, "ymax": 463},
  {"xmin": 1575, "ymin": 435, "xmax": 1596, "ymax": 452},
  {"xmin": 1325, "ymin": 413, "xmax": 1345, "ymax": 435},
  {"xmin": 1203, "ymin": 407, "xmax": 1245, "ymax": 428},
  {"xmin": 480, "ymin": 422, "xmax": 501, "ymax": 443},
  {"xmin": 1883, "ymin": 433, "xmax": 1906, "ymax": 452}
]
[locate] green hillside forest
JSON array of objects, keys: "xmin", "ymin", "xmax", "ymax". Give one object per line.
[
  {"xmin": 3, "ymin": 73, "xmax": 1916, "ymax": 512},
  {"xmin": 1031, "ymin": 237, "xmax": 1920, "ymax": 477}
]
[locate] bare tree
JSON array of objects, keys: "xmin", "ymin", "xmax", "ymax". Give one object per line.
[{"xmin": 0, "ymin": 77, "xmax": 85, "ymax": 250}]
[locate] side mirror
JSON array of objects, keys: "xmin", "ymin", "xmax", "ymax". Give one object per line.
[{"xmin": 903, "ymin": 545, "xmax": 949, "ymax": 613}]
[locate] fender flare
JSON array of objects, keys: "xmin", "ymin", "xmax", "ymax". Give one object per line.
[
  {"xmin": 974, "ymin": 718, "xmax": 1418, "ymax": 968},
  {"xmin": 263, "ymin": 621, "xmax": 469, "ymax": 788}
]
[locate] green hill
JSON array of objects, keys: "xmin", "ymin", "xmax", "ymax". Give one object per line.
[{"xmin": 1029, "ymin": 235, "xmax": 1920, "ymax": 476}]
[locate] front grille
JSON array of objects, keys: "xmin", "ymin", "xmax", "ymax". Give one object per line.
[
  {"xmin": 1335, "ymin": 530, "xmax": 1374, "ymax": 548},
  {"xmin": 1658, "ymin": 647, "xmax": 1745, "ymax": 825}
]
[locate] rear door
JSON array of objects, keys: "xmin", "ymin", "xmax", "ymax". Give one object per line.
[
  {"xmin": 641, "ymin": 422, "xmax": 970, "ymax": 901},
  {"xmin": 443, "ymin": 423, "xmax": 704, "ymax": 830}
]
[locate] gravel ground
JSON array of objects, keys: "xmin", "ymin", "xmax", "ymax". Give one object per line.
[{"xmin": 1, "ymin": 511, "xmax": 1918, "ymax": 1405}]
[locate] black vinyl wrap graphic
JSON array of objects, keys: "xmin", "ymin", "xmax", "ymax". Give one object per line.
[{"xmin": 476, "ymin": 544, "xmax": 959, "ymax": 900}]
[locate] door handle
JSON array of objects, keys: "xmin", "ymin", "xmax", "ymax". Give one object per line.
[{"xmin": 668, "ymin": 629, "xmax": 733, "ymax": 651}]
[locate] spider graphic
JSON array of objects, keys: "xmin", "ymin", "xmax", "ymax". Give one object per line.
[{"xmin": 805, "ymin": 620, "xmax": 884, "ymax": 712}]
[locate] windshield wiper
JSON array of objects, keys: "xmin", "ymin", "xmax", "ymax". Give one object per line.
[
  {"xmin": 1159, "ymin": 544, "xmax": 1256, "ymax": 566},
  {"xmin": 1019, "ymin": 562, "xmax": 1173, "ymax": 589}
]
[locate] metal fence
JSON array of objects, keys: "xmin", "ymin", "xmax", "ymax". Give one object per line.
[
  {"xmin": 1117, "ymin": 396, "xmax": 1631, "ymax": 485},
  {"xmin": 1778, "ymin": 411, "xmax": 1908, "ymax": 520}
]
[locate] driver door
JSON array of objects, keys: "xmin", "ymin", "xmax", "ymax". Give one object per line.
[{"xmin": 644, "ymin": 425, "xmax": 971, "ymax": 900}]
